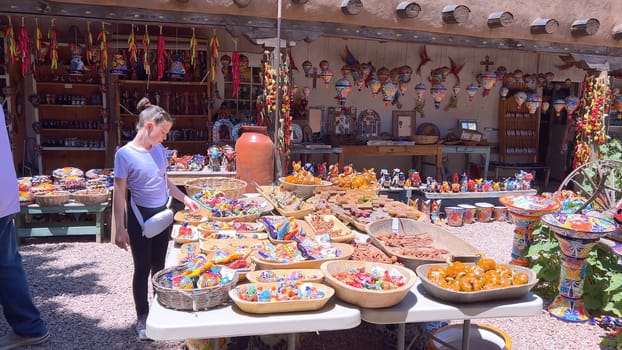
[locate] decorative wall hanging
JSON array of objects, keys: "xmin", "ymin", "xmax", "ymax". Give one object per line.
[
  {"xmin": 319, "ymin": 60, "xmax": 333, "ymax": 88},
  {"xmin": 377, "ymin": 67, "xmax": 390, "ymax": 84},
  {"xmin": 18, "ymin": 18, "xmax": 30, "ymax": 76},
  {"xmin": 142, "ymin": 24, "xmax": 151, "ymax": 77},
  {"xmin": 416, "ymin": 45, "xmax": 431, "ymax": 76},
  {"xmin": 382, "ymin": 82, "xmax": 398, "ymax": 108},
  {"xmin": 514, "ymin": 91, "xmax": 527, "ymax": 108},
  {"xmin": 368, "ymin": 77, "xmax": 381, "ymax": 98},
  {"xmin": 5, "ymin": 17, "xmax": 18, "ymax": 67},
  {"xmin": 35, "ymin": 18, "xmax": 44, "ymax": 64},
  {"xmin": 335, "ymin": 77, "xmax": 352, "ymax": 106},
  {"xmin": 156, "ymin": 26, "xmax": 166, "ymax": 80},
  {"xmin": 328, "ymin": 106, "xmax": 357, "ymax": 145},
  {"xmin": 392, "ymin": 110, "xmax": 415, "ymax": 140},
  {"xmin": 109, "ymin": 52, "xmax": 128, "ymax": 75},
  {"xmin": 209, "ymin": 32, "xmax": 219, "ymax": 81},
  {"xmin": 49, "ymin": 19, "xmax": 59, "ymax": 71},
  {"xmin": 573, "ymin": 72, "xmax": 609, "ymax": 168},
  {"xmin": 552, "ymin": 99, "xmax": 565, "ymax": 117},
  {"xmin": 465, "ymin": 83, "xmax": 478, "ymax": 102},
  {"xmin": 231, "ymin": 52, "xmax": 240, "ymax": 97},
  {"xmin": 430, "ymin": 85, "xmax": 447, "ymax": 109},
  {"xmin": 524, "ymin": 93, "xmax": 541, "ymax": 114},
  {"xmin": 359, "ymin": 108, "xmax": 381, "ymax": 143}
]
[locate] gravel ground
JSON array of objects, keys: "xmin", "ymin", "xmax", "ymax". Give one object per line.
[{"xmin": 0, "ymin": 221, "xmax": 615, "ymax": 350}]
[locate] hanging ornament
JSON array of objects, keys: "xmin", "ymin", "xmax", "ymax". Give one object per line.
[
  {"xmin": 466, "ymin": 83, "xmax": 478, "ymax": 102},
  {"xmin": 231, "ymin": 52, "xmax": 240, "ymax": 97},
  {"xmin": 142, "ymin": 24, "xmax": 151, "ymax": 77},
  {"xmin": 128, "ymin": 24, "xmax": 138, "ymax": 67},
  {"xmin": 49, "ymin": 19, "xmax": 59, "ymax": 71},
  {"xmin": 377, "ymin": 67, "xmax": 390, "ymax": 84},
  {"xmin": 495, "ymin": 66, "xmax": 507, "ymax": 81},
  {"xmin": 452, "ymin": 84, "xmax": 461, "ymax": 96},
  {"xmin": 430, "ymin": 84, "xmax": 447, "ymax": 109},
  {"xmin": 335, "ymin": 77, "xmax": 352, "ymax": 106},
  {"xmin": 360, "ymin": 62, "xmax": 372, "ymax": 80},
  {"xmin": 382, "ymin": 82, "xmax": 398, "ymax": 108},
  {"xmin": 523, "ymin": 74, "xmax": 534, "ymax": 86},
  {"xmin": 85, "ymin": 22, "xmax": 94, "ymax": 65},
  {"xmin": 514, "ymin": 91, "xmax": 527, "ymax": 108},
  {"xmin": 18, "ymin": 18, "xmax": 30, "ymax": 76},
  {"xmin": 398, "ymin": 81, "xmax": 408, "ymax": 95},
  {"xmin": 479, "ymin": 71, "xmax": 497, "ymax": 96},
  {"xmin": 302, "ymin": 86, "xmax": 311, "ymax": 101},
  {"xmin": 389, "ymin": 67, "xmax": 400, "ymax": 84},
  {"xmin": 34, "ymin": 18, "xmax": 43, "ymax": 64},
  {"xmin": 156, "ymin": 26, "xmax": 166, "ymax": 80},
  {"xmin": 5, "ymin": 17, "xmax": 18, "ymax": 66},
  {"xmin": 319, "ymin": 69, "xmax": 333, "ymax": 88},
  {"xmin": 536, "ymin": 73, "xmax": 547, "ymax": 87},
  {"xmin": 414, "ymin": 83, "xmax": 426, "ymax": 102},
  {"xmin": 220, "ymin": 54, "xmax": 231, "ymax": 75},
  {"xmin": 499, "ymin": 86, "xmax": 509, "ymax": 100},
  {"xmin": 541, "ymin": 101, "xmax": 550, "ymax": 114},
  {"xmin": 564, "ymin": 95, "xmax": 579, "ymax": 118},
  {"xmin": 319, "ymin": 60, "xmax": 329, "ymax": 71},
  {"xmin": 368, "ymin": 77, "xmax": 381, "ymax": 98},
  {"xmin": 302, "ymin": 60, "xmax": 313, "ymax": 77},
  {"xmin": 552, "ymin": 99, "xmax": 566, "ymax": 117},
  {"xmin": 524, "ymin": 93, "xmax": 541, "ymax": 114},
  {"xmin": 512, "ymin": 69, "xmax": 524, "ymax": 82},
  {"xmin": 341, "ymin": 65, "xmax": 351, "ymax": 77},
  {"xmin": 167, "ymin": 54, "xmax": 185, "ymax": 80},
  {"xmin": 189, "ymin": 27, "xmax": 198, "ymax": 70},
  {"xmin": 545, "ymin": 72, "xmax": 555, "ymax": 85},
  {"xmin": 69, "ymin": 49, "xmax": 86, "ymax": 76},
  {"xmin": 209, "ymin": 33, "xmax": 219, "ymax": 81},
  {"xmin": 399, "ymin": 65, "xmax": 413, "ymax": 84}
]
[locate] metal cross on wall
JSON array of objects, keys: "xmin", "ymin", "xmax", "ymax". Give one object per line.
[{"xmin": 480, "ymin": 55, "xmax": 494, "ymax": 71}]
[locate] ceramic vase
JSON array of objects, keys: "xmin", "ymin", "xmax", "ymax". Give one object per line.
[
  {"xmin": 499, "ymin": 195, "xmax": 561, "ymax": 266},
  {"xmin": 541, "ymin": 213, "xmax": 617, "ymax": 322},
  {"xmin": 235, "ymin": 126, "xmax": 274, "ymax": 192}
]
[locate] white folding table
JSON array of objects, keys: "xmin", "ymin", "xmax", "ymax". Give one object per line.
[
  {"xmin": 145, "ymin": 245, "xmax": 361, "ymax": 350},
  {"xmin": 360, "ymin": 283, "xmax": 543, "ymax": 350}
]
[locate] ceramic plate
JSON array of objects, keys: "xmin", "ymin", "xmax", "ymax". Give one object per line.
[
  {"xmin": 498, "ymin": 195, "xmax": 560, "ymax": 216},
  {"xmin": 541, "ymin": 213, "xmax": 617, "ymax": 240}
]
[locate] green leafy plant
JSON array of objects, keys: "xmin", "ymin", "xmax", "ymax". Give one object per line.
[{"xmin": 527, "ymin": 223, "xmax": 622, "ymax": 318}]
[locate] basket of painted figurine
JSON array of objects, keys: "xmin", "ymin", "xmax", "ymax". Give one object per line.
[
  {"xmin": 33, "ymin": 191, "xmax": 71, "ymax": 206},
  {"xmin": 185, "ymin": 177, "xmax": 247, "ymax": 199},
  {"xmin": 152, "ymin": 264, "xmax": 239, "ymax": 311},
  {"xmin": 71, "ymin": 189, "xmax": 110, "ymax": 205}
]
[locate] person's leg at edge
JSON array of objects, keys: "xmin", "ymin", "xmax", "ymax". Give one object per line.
[{"xmin": 0, "ymin": 215, "xmax": 48, "ymax": 341}]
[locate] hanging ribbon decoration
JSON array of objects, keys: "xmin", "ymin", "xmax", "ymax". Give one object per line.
[
  {"xmin": 127, "ymin": 24, "xmax": 138, "ymax": 67},
  {"xmin": 97, "ymin": 22, "xmax": 108, "ymax": 72},
  {"xmin": 5, "ymin": 17, "xmax": 18, "ymax": 65},
  {"xmin": 85, "ymin": 22, "xmax": 94, "ymax": 64},
  {"xmin": 34, "ymin": 18, "xmax": 43, "ymax": 62},
  {"xmin": 48, "ymin": 19, "xmax": 58, "ymax": 71},
  {"xmin": 209, "ymin": 31, "xmax": 219, "ymax": 81},
  {"xmin": 18, "ymin": 17, "xmax": 30, "ymax": 76},
  {"xmin": 231, "ymin": 51, "xmax": 240, "ymax": 97},
  {"xmin": 156, "ymin": 26, "xmax": 166, "ymax": 81},
  {"xmin": 189, "ymin": 27, "xmax": 198, "ymax": 70},
  {"xmin": 142, "ymin": 24, "xmax": 151, "ymax": 77}
]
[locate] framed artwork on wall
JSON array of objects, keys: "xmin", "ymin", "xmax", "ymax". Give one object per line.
[
  {"xmin": 392, "ymin": 110, "xmax": 416, "ymax": 140},
  {"xmin": 328, "ymin": 106, "xmax": 358, "ymax": 145}
]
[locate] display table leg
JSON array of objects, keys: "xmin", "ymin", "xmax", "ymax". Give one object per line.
[
  {"xmin": 287, "ymin": 333, "xmax": 297, "ymax": 350},
  {"xmin": 461, "ymin": 320, "xmax": 471, "ymax": 350},
  {"xmin": 397, "ymin": 323, "xmax": 405, "ymax": 350}
]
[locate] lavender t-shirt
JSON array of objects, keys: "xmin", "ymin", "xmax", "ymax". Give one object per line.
[{"xmin": 114, "ymin": 143, "xmax": 169, "ymax": 208}]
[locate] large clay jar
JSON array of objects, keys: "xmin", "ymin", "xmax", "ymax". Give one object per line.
[{"xmin": 235, "ymin": 126, "xmax": 275, "ymax": 192}]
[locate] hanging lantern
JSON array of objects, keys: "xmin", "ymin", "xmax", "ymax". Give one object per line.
[
  {"xmin": 368, "ymin": 78, "xmax": 382, "ymax": 98},
  {"xmin": 479, "ymin": 71, "xmax": 497, "ymax": 96},
  {"xmin": 302, "ymin": 60, "xmax": 313, "ymax": 77},
  {"xmin": 513, "ymin": 91, "xmax": 527, "ymax": 108},
  {"xmin": 541, "ymin": 101, "xmax": 550, "ymax": 113},
  {"xmin": 399, "ymin": 65, "xmax": 413, "ymax": 83},
  {"xmin": 377, "ymin": 67, "xmax": 390, "ymax": 83},
  {"xmin": 499, "ymin": 86, "xmax": 509, "ymax": 100},
  {"xmin": 335, "ymin": 77, "xmax": 352, "ymax": 106},
  {"xmin": 430, "ymin": 84, "xmax": 447, "ymax": 109},
  {"xmin": 414, "ymin": 82, "xmax": 426, "ymax": 102},
  {"xmin": 382, "ymin": 82, "xmax": 398, "ymax": 108},
  {"xmin": 360, "ymin": 62, "xmax": 371, "ymax": 79},
  {"xmin": 220, "ymin": 54, "xmax": 231, "ymax": 75},
  {"xmin": 320, "ymin": 69, "xmax": 333, "ymax": 87},
  {"xmin": 319, "ymin": 59, "xmax": 329, "ymax": 71},
  {"xmin": 302, "ymin": 86, "xmax": 311, "ymax": 100},
  {"xmin": 398, "ymin": 81, "xmax": 408, "ymax": 95},
  {"xmin": 525, "ymin": 93, "xmax": 541, "ymax": 114},
  {"xmin": 341, "ymin": 65, "xmax": 351, "ymax": 77},
  {"xmin": 466, "ymin": 83, "xmax": 478, "ymax": 102},
  {"xmin": 565, "ymin": 95, "xmax": 579, "ymax": 117},
  {"xmin": 552, "ymin": 99, "xmax": 566, "ymax": 117}
]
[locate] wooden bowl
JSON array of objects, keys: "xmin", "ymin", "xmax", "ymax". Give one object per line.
[
  {"xmin": 229, "ymin": 282, "xmax": 334, "ymax": 314},
  {"xmin": 174, "ymin": 210, "xmax": 208, "ymax": 226},
  {"xmin": 320, "ymin": 260, "xmax": 417, "ymax": 308},
  {"xmin": 251, "ymin": 243, "xmax": 355, "ymax": 270},
  {"xmin": 245, "ymin": 269, "xmax": 324, "ymax": 283},
  {"xmin": 278, "ymin": 177, "xmax": 332, "ymax": 199}
]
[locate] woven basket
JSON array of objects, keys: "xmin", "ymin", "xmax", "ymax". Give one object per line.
[
  {"xmin": 185, "ymin": 177, "xmax": 247, "ymax": 199},
  {"xmin": 33, "ymin": 191, "xmax": 71, "ymax": 206},
  {"xmin": 152, "ymin": 265, "xmax": 239, "ymax": 311},
  {"xmin": 413, "ymin": 135, "xmax": 440, "ymax": 145},
  {"xmin": 71, "ymin": 189, "xmax": 109, "ymax": 205}
]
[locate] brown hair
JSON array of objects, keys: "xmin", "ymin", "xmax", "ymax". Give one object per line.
[{"xmin": 135, "ymin": 97, "xmax": 173, "ymax": 131}]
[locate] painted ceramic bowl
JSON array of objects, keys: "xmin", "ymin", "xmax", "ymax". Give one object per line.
[
  {"xmin": 540, "ymin": 213, "xmax": 617, "ymax": 240},
  {"xmin": 499, "ymin": 195, "xmax": 560, "ymax": 216}
]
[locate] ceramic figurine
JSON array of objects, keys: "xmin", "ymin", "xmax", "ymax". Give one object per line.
[
  {"xmin": 69, "ymin": 54, "xmax": 86, "ymax": 75},
  {"xmin": 207, "ymin": 145, "xmax": 222, "ymax": 171},
  {"xmin": 316, "ymin": 162, "xmax": 327, "ymax": 180},
  {"xmin": 397, "ymin": 172, "xmax": 406, "ymax": 188},
  {"xmin": 221, "ymin": 145, "xmax": 235, "ymax": 172}
]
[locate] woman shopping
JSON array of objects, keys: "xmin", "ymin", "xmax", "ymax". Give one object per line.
[{"xmin": 113, "ymin": 97, "xmax": 200, "ymax": 340}]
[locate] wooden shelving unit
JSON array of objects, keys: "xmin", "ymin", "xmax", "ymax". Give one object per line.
[
  {"xmin": 498, "ymin": 97, "xmax": 540, "ymax": 163},
  {"xmin": 222, "ymin": 66, "xmax": 262, "ymax": 120},
  {"xmin": 115, "ymin": 79, "xmax": 212, "ymax": 155},
  {"xmin": 32, "ymin": 68, "xmax": 108, "ymax": 174}
]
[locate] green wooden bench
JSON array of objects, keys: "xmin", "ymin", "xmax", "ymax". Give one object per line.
[{"xmin": 15, "ymin": 202, "xmax": 110, "ymax": 243}]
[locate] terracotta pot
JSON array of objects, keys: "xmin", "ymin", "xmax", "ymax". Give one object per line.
[{"xmin": 235, "ymin": 126, "xmax": 274, "ymax": 192}]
